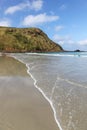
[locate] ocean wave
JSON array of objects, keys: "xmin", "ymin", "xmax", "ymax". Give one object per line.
[{"xmin": 25, "ymin": 52, "xmax": 87, "ymax": 57}]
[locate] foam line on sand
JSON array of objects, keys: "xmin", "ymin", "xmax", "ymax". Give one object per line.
[{"xmin": 11, "ymin": 54, "xmax": 63, "ymax": 130}]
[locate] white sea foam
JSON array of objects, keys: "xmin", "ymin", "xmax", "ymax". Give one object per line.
[
  {"xmin": 57, "ymin": 77, "xmax": 87, "ymax": 89},
  {"xmin": 25, "ymin": 52, "xmax": 87, "ymax": 58},
  {"xmin": 26, "ymin": 52, "xmax": 74, "ymax": 57},
  {"xmin": 10, "ymin": 54, "xmax": 63, "ymax": 130}
]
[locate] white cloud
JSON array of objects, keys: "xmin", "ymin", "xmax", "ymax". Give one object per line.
[
  {"xmin": 53, "ymin": 34, "xmax": 87, "ymax": 51},
  {"xmin": 53, "ymin": 34, "xmax": 79, "ymax": 50},
  {"xmin": 53, "ymin": 34, "xmax": 72, "ymax": 45},
  {"xmin": 5, "ymin": 2, "xmax": 29, "ymax": 14},
  {"xmin": 78, "ymin": 39, "xmax": 87, "ymax": 45},
  {"xmin": 77, "ymin": 40, "xmax": 87, "ymax": 51},
  {"xmin": 31, "ymin": 0, "xmax": 43, "ymax": 11},
  {"xmin": 22, "ymin": 13, "xmax": 59, "ymax": 26},
  {"xmin": 55, "ymin": 25, "xmax": 64, "ymax": 31},
  {"xmin": 53, "ymin": 35, "xmax": 87, "ymax": 47},
  {"xmin": 0, "ymin": 19, "xmax": 11, "ymax": 26},
  {"xmin": 5, "ymin": 0, "xmax": 43, "ymax": 14}
]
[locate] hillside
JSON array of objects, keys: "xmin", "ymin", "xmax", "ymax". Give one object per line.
[{"xmin": 0, "ymin": 27, "xmax": 63, "ymax": 52}]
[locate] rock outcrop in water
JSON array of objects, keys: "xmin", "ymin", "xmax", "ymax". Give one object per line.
[
  {"xmin": 0, "ymin": 26, "xmax": 63, "ymax": 52},
  {"xmin": 74, "ymin": 49, "xmax": 81, "ymax": 52}
]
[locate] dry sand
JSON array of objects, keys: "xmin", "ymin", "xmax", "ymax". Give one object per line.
[{"xmin": 0, "ymin": 56, "xmax": 59, "ymax": 130}]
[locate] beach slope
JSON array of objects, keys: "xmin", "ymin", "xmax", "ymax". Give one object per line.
[{"xmin": 0, "ymin": 56, "xmax": 59, "ymax": 130}]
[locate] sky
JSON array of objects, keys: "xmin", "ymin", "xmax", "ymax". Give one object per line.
[{"xmin": 0, "ymin": 0, "xmax": 87, "ymax": 51}]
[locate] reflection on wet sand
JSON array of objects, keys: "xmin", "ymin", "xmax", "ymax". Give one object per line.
[{"xmin": 0, "ymin": 56, "xmax": 59, "ymax": 130}]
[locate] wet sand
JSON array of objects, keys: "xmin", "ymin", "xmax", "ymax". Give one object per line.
[{"xmin": 0, "ymin": 56, "xmax": 59, "ymax": 130}]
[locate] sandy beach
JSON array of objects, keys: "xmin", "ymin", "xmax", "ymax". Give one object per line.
[{"xmin": 0, "ymin": 56, "xmax": 59, "ymax": 130}]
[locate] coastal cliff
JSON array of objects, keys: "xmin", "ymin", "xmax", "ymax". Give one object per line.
[{"xmin": 0, "ymin": 27, "xmax": 63, "ymax": 52}]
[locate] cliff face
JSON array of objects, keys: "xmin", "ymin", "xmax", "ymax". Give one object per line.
[{"xmin": 0, "ymin": 27, "xmax": 63, "ymax": 52}]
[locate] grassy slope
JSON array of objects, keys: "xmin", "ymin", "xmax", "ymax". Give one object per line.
[{"xmin": 0, "ymin": 27, "xmax": 63, "ymax": 52}]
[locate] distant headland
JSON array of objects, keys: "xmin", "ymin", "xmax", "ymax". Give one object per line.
[{"xmin": 0, "ymin": 26, "xmax": 63, "ymax": 53}]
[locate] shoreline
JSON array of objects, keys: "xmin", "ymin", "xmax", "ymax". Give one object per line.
[
  {"xmin": 26, "ymin": 64, "xmax": 63, "ymax": 130},
  {"xmin": 0, "ymin": 56, "xmax": 58, "ymax": 130},
  {"xmin": 11, "ymin": 54, "xmax": 62, "ymax": 130}
]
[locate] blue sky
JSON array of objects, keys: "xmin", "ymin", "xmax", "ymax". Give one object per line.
[{"xmin": 0, "ymin": 0, "xmax": 87, "ymax": 51}]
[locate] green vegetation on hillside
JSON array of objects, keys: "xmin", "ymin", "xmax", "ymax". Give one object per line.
[{"xmin": 0, "ymin": 27, "xmax": 63, "ymax": 52}]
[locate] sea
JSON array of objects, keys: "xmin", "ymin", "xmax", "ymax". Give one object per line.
[{"xmin": 11, "ymin": 52, "xmax": 87, "ymax": 130}]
